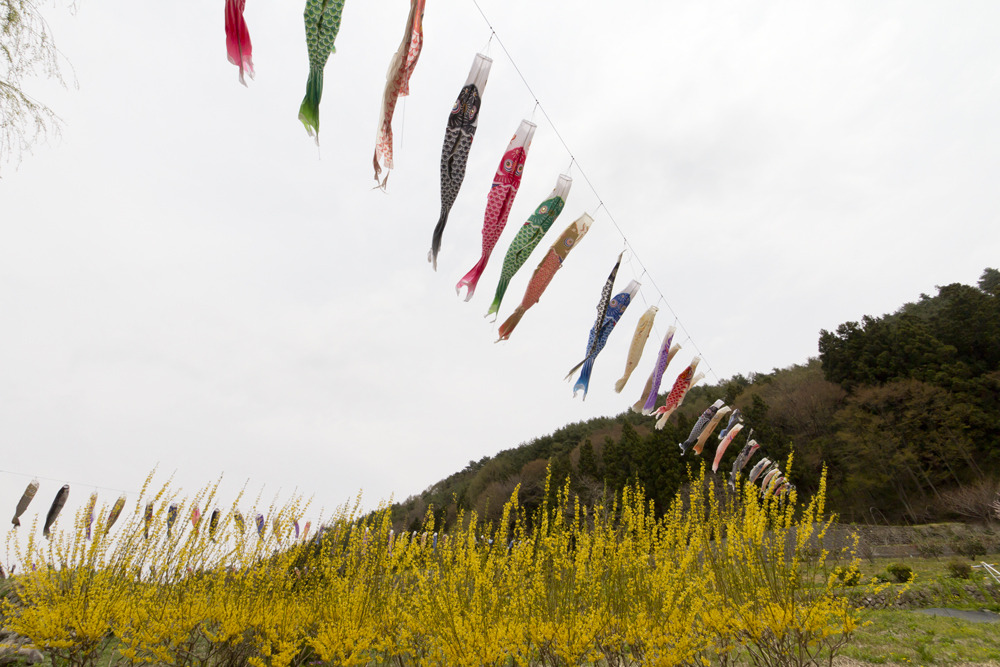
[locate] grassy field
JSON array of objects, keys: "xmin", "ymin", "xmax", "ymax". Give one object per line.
[
  {"xmin": 838, "ymin": 610, "xmax": 1000, "ymax": 666},
  {"xmin": 829, "ymin": 551, "xmax": 1000, "ymax": 666}
]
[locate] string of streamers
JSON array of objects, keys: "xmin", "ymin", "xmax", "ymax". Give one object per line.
[
  {"xmin": 0, "ymin": 469, "xmax": 326, "ymax": 531},
  {"xmin": 468, "ymin": 0, "xmax": 724, "ymax": 390},
  {"xmin": 464, "ymin": 2, "xmax": 789, "ymax": 476}
]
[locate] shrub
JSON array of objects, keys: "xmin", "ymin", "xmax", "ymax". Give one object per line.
[
  {"xmin": 915, "ymin": 539, "xmax": 945, "ymax": 558},
  {"xmin": 947, "ymin": 560, "xmax": 972, "ymax": 579},
  {"xmin": 835, "ymin": 567, "xmax": 862, "ymax": 586},
  {"xmin": 953, "ymin": 534, "xmax": 988, "ymax": 560},
  {"xmin": 887, "ymin": 563, "xmax": 914, "ymax": 583},
  {"xmin": 3, "ymin": 465, "xmax": 881, "ymax": 667}
]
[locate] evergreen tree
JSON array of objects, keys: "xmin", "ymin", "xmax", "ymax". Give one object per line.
[{"xmin": 578, "ymin": 439, "xmax": 599, "ymax": 479}]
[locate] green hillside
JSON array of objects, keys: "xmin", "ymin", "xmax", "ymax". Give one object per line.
[{"xmin": 392, "ymin": 269, "xmax": 1000, "ymax": 530}]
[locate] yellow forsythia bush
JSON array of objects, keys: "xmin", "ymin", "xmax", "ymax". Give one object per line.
[{"xmin": 1, "ymin": 464, "xmax": 875, "ymax": 667}]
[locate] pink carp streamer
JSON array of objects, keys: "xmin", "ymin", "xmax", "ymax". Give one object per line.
[
  {"xmin": 496, "ymin": 213, "xmax": 593, "ymax": 341},
  {"xmin": 712, "ymin": 422, "xmax": 744, "ymax": 472},
  {"xmin": 760, "ymin": 469, "xmax": 782, "ymax": 495},
  {"xmin": 614, "ymin": 306, "xmax": 657, "ymax": 393},
  {"xmin": 456, "ymin": 119, "xmax": 536, "ymax": 301},
  {"xmin": 373, "ymin": 0, "xmax": 426, "ymax": 187},
  {"xmin": 653, "ymin": 357, "xmax": 703, "ymax": 428},
  {"xmin": 225, "ymin": 0, "xmax": 254, "ymax": 86}
]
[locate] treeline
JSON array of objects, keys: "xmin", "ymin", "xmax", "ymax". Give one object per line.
[{"xmin": 392, "ymin": 269, "xmax": 1000, "ymax": 530}]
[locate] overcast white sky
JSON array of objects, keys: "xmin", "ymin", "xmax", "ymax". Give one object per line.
[{"xmin": 1, "ymin": 0, "xmax": 998, "ymax": 538}]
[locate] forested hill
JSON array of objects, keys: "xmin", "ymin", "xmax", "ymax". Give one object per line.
[{"xmin": 391, "ymin": 269, "xmax": 1000, "ymax": 531}]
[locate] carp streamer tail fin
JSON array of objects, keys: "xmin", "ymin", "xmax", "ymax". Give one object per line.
[
  {"xmin": 456, "ymin": 255, "xmax": 488, "ymax": 301},
  {"xmin": 429, "ymin": 210, "xmax": 449, "ymax": 270},
  {"xmin": 298, "ymin": 68, "xmax": 324, "ymax": 142}
]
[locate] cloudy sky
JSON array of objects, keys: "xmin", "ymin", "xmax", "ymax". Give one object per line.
[{"xmin": 1, "ymin": 0, "xmax": 997, "ymax": 537}]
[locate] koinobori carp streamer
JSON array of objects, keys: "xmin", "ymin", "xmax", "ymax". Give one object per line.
[
  {"xmin": 43, "ymin": 485, "xmax": 69, "ymax": 538},
  {"xmin": 373, "ymin": 0, "xmax": 425, "ymax": 186},
  {"xmin": 430, "ymin": 53, "xmax": 492, "ymax": 270},
  {"xmin": 566, "ymin": 273, "xmax": 639, "ymax": 399},
  {"xmin": 496, "ymin": 213, "xmax": 593, "ymax": 341},
  {"xmin": 654, "ymin": 357, "xmax": 704, "ymax": 428},
  {"xmin": 693, "ymin": 405, "xmax": 732, "ymax": 456},
  {"xmin": 729, "ymin": 438, "xmax": 761, "ymax": 488},
  {"xmin": 638, "ymin": 327, "xmax": 678, "ymax": 415},
  {"xmin": 615, "ymin": 306, "xmax": 657, "ymax": 393},
  {"xmin": 12, "ymin": 479, "xmax": 38, "ymax": 527},
  {"xmin": 679, "ymin": 400, "xmax": 723, "ymax": 456},
  {"xmin": 456, "ymin": 119, "xmax": 536, "ymax": 301},
  {"xmin": 106, "ymin": 495, "xmax": 126, "ymax": 532},
  {"xmin": 487, "ymin": 173, "xmax": 571, "ymax": 317},
  {"xmin": 713, "ymin": 422, "xmax": 744, "ymax": 472},
  {"xmin": 298, "ymin": 0, "xmax": 346, "ymax": 141}
]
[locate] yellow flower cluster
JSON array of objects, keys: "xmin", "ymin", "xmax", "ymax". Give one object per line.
[{"xmin": 2, "ymin": 464, "xmax": 875, "ymax": 667}]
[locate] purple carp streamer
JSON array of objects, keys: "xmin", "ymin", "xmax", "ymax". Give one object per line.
[
  {"xmin": 429, "ymin": 53, "xmax": 492, "ymax": 270},
  {"xmin": 615, "ymin": 306, "xmax": 657, "ymax": 393},
  {"xmin": 106, "ymin": 496, "xmax": 126, "ymax": 532},
  {"xmin": 43, "ymin": 485, "xmax": 69, "ymax": 539},
  {"xmin": 679, "ymin": 399, "xmax": 723, "ymax": 456},
  {"xmin": 639, "ymin": 326, "xmax": 678, "ymax": 414},
  {"xmin": 456, "ymin": 119, "xmax": 536, "ymax": 301},
  {"xmin": 144, "ymin": 502, "xmax": 154, "ymax": 539},
  {"xmin": 487, "ymin": 173, "xmax": 571, "ymax": 317},
  {"xmin": 632, "ymin": 342, "xmax": 681, "ymax": 413},
  {"xmin": 373, "ymin": 0, "xmax": 425, "ymax": 186},
  {"xmin": 713, "ymin": 422, "xmax": 744, "ymax": 472},
  {"xmin": 234, "ymin": 511, "xmax": 247, "ymax": 534},
  {"xmin": 729, "ymin": 438, "xmax": 761, "ymax": 488},
  {"xmin": 570, "ymin": 280, "xmax": 640, "ymax": 400},
  {"xmin": 692, "ymin": 405, "xmax": 731, "ymax": 456},
  {"xmin": 497, "ymin": 213, "xmax": 593, "ymax": 341},
  {"xmin": 632, "ymin": 342, "xmax": 680, "ymax": 414},
  {"xmin": 12, "ymin": 479, "xmax": 38, "ymax": 527},
  {"xmin": 298, "ymin": 0, "xmax": 346, "ymax": 142},
  {"xmin": 256, "ymin": 514, "xmax": 266, "ymax": 537}
]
